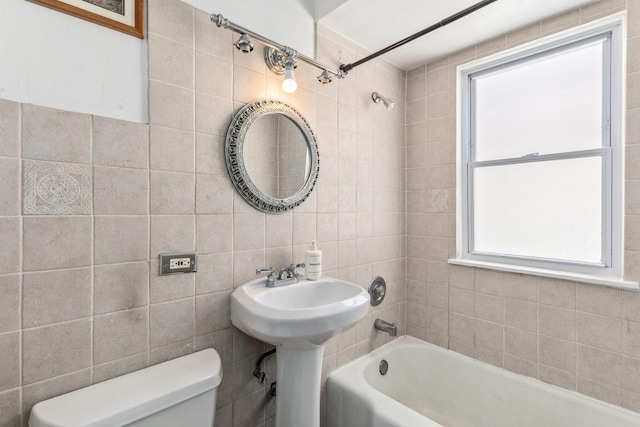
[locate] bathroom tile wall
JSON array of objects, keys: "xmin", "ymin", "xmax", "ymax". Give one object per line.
[
  {"xmin": 0, "ymin": 0, "xmax": 406, "ymax": 425},
  {"xmin": 406, "ymin": 0, "xmax": 640, "ymax": 413}
]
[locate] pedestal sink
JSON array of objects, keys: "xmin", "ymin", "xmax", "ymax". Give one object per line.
[{"xmin": 231, "ymin": 276, "xmax": 370, "ymax": 427}]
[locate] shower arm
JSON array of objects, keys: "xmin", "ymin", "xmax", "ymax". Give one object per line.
[
  {"xmin": 339, "ymin": 0, "xmax": 499, "ymax": 74},
  {"xmin": 211, "ymin": 14, "xmax": 346, "ymax": 80}
]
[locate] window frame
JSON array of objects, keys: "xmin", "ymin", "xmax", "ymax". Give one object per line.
[{"xmin": 450, "ymin": 14, "xmax": 637, "ymax": 289}]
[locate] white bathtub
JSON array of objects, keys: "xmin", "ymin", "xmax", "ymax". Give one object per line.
[{"xmin": 326, "ymin": 336, "xmax": 640, "ymax": 427}]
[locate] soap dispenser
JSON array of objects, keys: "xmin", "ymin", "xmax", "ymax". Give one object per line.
[{"xmin": 305, "ymin": 241, "xmax": 322, "ymax": 280}]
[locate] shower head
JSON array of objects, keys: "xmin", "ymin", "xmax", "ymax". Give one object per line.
[
  {"xmin": 372, "ymin": 92, "xmax": 395, "ymax": 110},
  {"xmin": 234, "ymin": 34, "xmax": 254, "ymax": 53}
]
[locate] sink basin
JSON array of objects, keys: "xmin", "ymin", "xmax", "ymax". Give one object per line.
[{"xmin": 231, "ymin": 276, "xmax": 370, "ymax": 348}]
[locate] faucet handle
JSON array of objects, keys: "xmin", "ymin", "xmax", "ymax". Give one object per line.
[
  {"xmin": 290, "ymin": 263, "xmax": 305, "ymax": 277},
  {"xmin": 257, "ymin": 267, "xmax": 276, "ymax": 287},
  {"xmin": 256, "ymin": 267, "xmax": 274, "ymax": 275}
]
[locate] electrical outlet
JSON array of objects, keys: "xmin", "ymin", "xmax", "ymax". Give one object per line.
[
  {"xmin": 169, "ymin": 258, "xmax": 191, "ymax": 270},
  {"xmin": 159, "ymin": 253, "xmax": 197, "ymax": 275}
]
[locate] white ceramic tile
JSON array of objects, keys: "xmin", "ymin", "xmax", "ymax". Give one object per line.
[
  {"xmin": 22, "ymin": 104, "xmax": 91, "ymax": 164},
  {"xmin": 94, "ymin": 308, "xmax": 149, "ymax": 364},
  {"xmin": 93, "ymin": 116, "xmax": 149, "ymax": 169},
  {"xmin": 93, "ymin": 166, "xmax": 148, "ymax": 215},
  {"xmin": 22, "ymin": 320, "xmax": 92, "ymax": 385},
  {"xmin": 23, "ymin": 216, "xmax": 92, "ymax": 271},
  {"xmin": 94, "ymin": 262, "xmax": 149, "ymax": 314},
  {"xmin": 94, "ymin": 216, "xmax": 148, "ymax": 264},
  {"xmin": 0, "ymin": 158, "xmax": 20, "ymax": 215},
  {"xmin": 23, "ymin": 267, "xmax": 92, "ymax": 327},
  {"xmin": 0, "ymin": 99, "xmax": 19, "ymax": 157}
]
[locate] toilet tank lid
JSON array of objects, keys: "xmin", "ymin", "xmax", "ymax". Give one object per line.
[{"xmin": 29, "ymin": 348, "xmax": 222, "ymax": 427}]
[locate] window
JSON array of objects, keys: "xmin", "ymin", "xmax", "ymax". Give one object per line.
[{"xmin": 452, "ymin": 16, "xmax": 636, "ymax": 288}]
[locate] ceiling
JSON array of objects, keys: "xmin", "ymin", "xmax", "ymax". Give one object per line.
[{"xmin": 316, "ymin": 0, "xmax": 600, "ymax": 70}]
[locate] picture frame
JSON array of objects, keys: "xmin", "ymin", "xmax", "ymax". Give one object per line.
[{"xmin": 27, "ymin": 0, "xmax": 144, "ymax": 38}]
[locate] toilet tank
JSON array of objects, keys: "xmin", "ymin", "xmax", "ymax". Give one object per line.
[{"xmin": 29, "ymin": 348, "xmax": 222, "ymax": 427}]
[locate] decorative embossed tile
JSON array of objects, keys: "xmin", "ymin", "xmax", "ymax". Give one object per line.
[{"xmin": 23, "ymin": 161, "xmax": 91, "ymax": 215}]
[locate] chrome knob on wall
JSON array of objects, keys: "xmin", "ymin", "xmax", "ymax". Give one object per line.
[{"xmin": 368, "ymin": 276, "xmax": 387, "ymax": 306}]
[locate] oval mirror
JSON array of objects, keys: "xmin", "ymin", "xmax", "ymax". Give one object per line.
[{"xmin": 225, "ymin": 100, "xmax": 319, "ymax": 213}]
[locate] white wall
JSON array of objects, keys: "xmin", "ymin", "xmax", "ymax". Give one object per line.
[
  {"xmin": 0, "ymin": 0, "xmax": 148, "ymax": 122},
  {"xmin": 187, "ymin": 0, "xmax": 316, "ymax": 56},
  {"xmin": 0, "ymin": 0, "xmax": 316, "ymax": 123}
]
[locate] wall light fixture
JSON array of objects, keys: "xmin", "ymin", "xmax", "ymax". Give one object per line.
[
  {"xmin": 264, "ymin": 47, "xmax": 299, "ymax": 93},
  {"xmin": 234, "ymin": 34, "xmax": 253, "ymax": 53},
  {"xmin": 212, "ymin": 13, "xmax": 345, "ymax": 94}
]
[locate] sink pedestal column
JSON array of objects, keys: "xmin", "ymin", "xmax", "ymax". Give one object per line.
[{"xmin": 275, "ymin": 345, "xmax": 324, "ymax": 427}]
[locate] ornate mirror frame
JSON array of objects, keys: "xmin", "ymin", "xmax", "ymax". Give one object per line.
[{"xmin": 225, "ymin": 99, "xmax": 320, "ymax": 213}]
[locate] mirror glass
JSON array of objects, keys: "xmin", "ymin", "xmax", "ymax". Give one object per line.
[
  {"xmin": 225, "ymin": 100, "xmax": 319, "ymax": 213},
  {"xmin": 243, "ymin": 114, "xmax": 311, "ymax": 199}
]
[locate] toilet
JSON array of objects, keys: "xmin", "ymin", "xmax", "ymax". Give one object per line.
[{"xmin": 29, "ymin": 348, "xmax": 222, "ymax": 427}]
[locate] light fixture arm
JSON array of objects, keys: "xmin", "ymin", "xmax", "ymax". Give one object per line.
[{"xmin": 211, "ymin": 13, "xmax": 345, "ymax": 80}]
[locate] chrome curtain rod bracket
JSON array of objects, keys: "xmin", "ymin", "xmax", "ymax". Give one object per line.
[
  {"xmin": 211, "ymin": 13, "xmax": 346, "ymax": 81},
  {"xmin": 339, "ymin": 0, "xmax": 499, "ymax": 74}
]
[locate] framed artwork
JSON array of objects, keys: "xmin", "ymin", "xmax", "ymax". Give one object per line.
[{"xmin": 27, "ymin": 0, "xmax": 144, "ymax": 38}]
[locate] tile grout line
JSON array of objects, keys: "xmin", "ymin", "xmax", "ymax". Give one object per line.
[{"xmin": 18, "ymin": 101, "xmax": 24, "ymax": 426}]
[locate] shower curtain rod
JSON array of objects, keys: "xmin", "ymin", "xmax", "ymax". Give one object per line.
[{"xmin": 339, "ymin": 0, "xmax": 499, "ymax": 74}]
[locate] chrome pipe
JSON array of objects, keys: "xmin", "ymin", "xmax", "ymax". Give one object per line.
[{"xmin": 211, "ymin": 14, "xmax": 346, "ymax": 79}]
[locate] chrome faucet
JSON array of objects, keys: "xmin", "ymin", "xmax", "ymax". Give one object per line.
[
  {"xmin": 278, "ymin": 263, "xmax": 305, "ymax": 280},
  {"xmin": 374, "ymin": 318, "xmax": 397, "ymax": 337},
  {"xmin": 257, "ymin": 264, "xmax": 305, "ymax": 288}
]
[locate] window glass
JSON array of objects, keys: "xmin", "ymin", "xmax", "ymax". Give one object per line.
[
  {"xmin": 473, "ymin": 40, "xmax": 605, "ymax": 162},
  {"xmin": 472, "ymin": 156, "xmax": 603, "ymax": 263}
]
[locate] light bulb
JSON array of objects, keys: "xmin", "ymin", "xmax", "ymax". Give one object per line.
[
  {"xmin": 282, "ymin": 78, "xmax": 297, "ymax": 93},
  {"xmin": 282, "ymin": 63, "xmax": 297, "ymax": 93}
]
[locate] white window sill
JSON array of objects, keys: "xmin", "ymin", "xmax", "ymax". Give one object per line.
[{"xmin": 448, "ymin": 258, "xmax": 639, "ymax": 291}]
